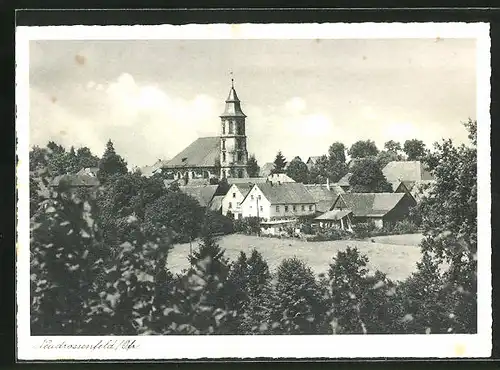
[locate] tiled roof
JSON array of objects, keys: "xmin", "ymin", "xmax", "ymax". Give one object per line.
[
  {"xmin": 179, "ymin": 184, "xmax": 219, "ymax": 208},
  {"xmin": 227, "ymin": 177, "xmax": 268, "ymax": 185},
  {"xmin": 233, "ymin": 183, "xmax": 254, "ymax": 198},
  {"xmin": 382, "ymin": 161, "xmax": 434, "ymax": 182},
  {"xmin": 267, "ymin": 173, "xmax": 295, "ymax": 184},
  {"xmin": 209, "ymin": 195, "xmax": 224, "ymax": 211},
  {"xmin": 334, "ymin": 193, "xmax": 408, "ymax": 217},
  {"xmin": 163, "ymin": 137, "xmax": 220, "ymax": 168},
  {"xmin": 315, "ymin": 209, "xmax": 352, "ymax": 221},
  {"xmin": 50, "ymin": 173, "xmax": 100, "ymax": 187},
  {"xmin": 337, "ymin": 172, "xmax": 352, "ymax": 187},
  {"xmin": 305, "ymin": 184, "xmax": 345, "ymax": 213},
  {"xmin": 255, "ymin": 182, "xmax": 316, "ymax": 205},
  {"xmin": 259, "ymin": 162, "xmax": 275, "ymax": 177}
]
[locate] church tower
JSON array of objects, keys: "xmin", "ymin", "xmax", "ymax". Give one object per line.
[{"xmin": 219, "ymin": 79, "xmax": 248, "ymax": 178}]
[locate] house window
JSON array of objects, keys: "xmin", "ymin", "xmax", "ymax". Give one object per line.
[
  {"xmin": 301, "ymin": 205, "xmax": 305, "ymax": 211},
  {"xmin": 260, "ymin": 206, "xmax": 263, "ymax": 212},
  {"xmin": 237, "ymin": 152, "xmax": 243, "ymax": 162},
  {"xmin": 276, "ymin": 205, "xmax": 280, "ymax": 212},
  {"xmin": 222, "ymin": 139, "xmax": 226, "ymax": 150},
  {"xmin": 229, "ymin": 202, "xmax": 232, "ymax": 209},
  {"xmin": 293, "ymin": 205, "xmax": 296, "ymax": 211},
  {"xmin": 251, "ymin": 195, "xmax": 254, "ymax": 200},
  {"xmin": 309, "ymin": 205, "xmax": 313, "ymax": 211},
  {"xmin": 232, "ymin": 192, "xmax": 236, "ymax": 198},
  {"xmin": 258, "ymin": 195, "xmax": 261, "ymax": 200},
  {"xmin": 285, "ymin": 205, "xmax": 289, "ymax": 212}
]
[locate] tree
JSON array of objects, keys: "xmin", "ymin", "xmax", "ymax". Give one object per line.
[
  {"xmin": 348, "ymin": 140, "xmax": 379, "ymax": 159},
  {"xmin": 403, "ymin": 139, "xmax": 427, "ymax": 161},
  {"xmin": 384, "ymin": 140, "xmax": 403, "ymax": 154},
  {"xmin": 247, "ymin": 154, "xmax": 260, "ymax": 178},
  {"xmin": 308, "ymin": 155, "xmax": 330, "ymax": 184},
  {"xmin": 416, "ymin": 120, "xmax": 477, "ymax": 333},
  {"xmin": 29, "ymin": 146, "xmax": 49, "ymax": 172},
  {"xmin": 143, "ymin": 191, "xmax": 204, "ymax": 243},
  {"xmin": 286, "ymin": 156, "xmax": 309, "ymax": 183},
  {"xmin": 328, "ymin": 142, "xmax": 347, "ymax": 164},
  {"xmin": 97, "ymin": 140, "xmax": 128, "ymax": 184},
  {"xmin": 270, "ymin": 151, "xmax": 287, "ymax": 174},
  {"xmin": 349, "ymin": 157, "xmax": 392, "ymax": 193},
  {"xmin": 76, "ymin": 147, "xmax": 100, "ymax": 169},
  {"xmin": 268, "ymin": 258, "xmax": 327, "ymax": 334}
]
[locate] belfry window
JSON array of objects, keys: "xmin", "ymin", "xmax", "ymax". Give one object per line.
[
  {"xmin": 237, "ymin": 152, "xmax": 243, "ymax": 162},
  {"xmin": 222, "ymin": 152, "xmax": 226, "ymax": 162},
  {"xmin": 222, "ymin": 121, "xmax": 226, "ymax": 135},
  {"xmin": 229, "ymin": 121, "xmax": 234, "ymax": 134},
  {"xmin": 222, "ymin": 139, "xmax": 226, "ymax": 150}
]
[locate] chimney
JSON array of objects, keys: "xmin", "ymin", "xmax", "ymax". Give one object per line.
[{"xmin": 326, "ymin": 177, "xmax": 330, "ymax": 191}]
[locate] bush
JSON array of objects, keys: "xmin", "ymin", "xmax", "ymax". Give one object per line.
[
  {"xmin": 203, "ymin": 211, "xmax": 234, "ymax": 235},
  {"xmin": 352, "ymin": 221, "xmax": 377, "ymax": 238},
  {"xmin": 308, "ymin": 228, "xmax": 351, "ymax": 242},
  {"xmin": 233, "ymin": 217, "xmax": 260, "ymax": 235}
]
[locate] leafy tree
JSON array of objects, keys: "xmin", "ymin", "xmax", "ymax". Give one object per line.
[
  {"xmin": 247, "ymin": 154, "xmax": 260, "ymax": 178},
  {"xmin": 384, "ymin": 140, "xmax": 403, "ymax": 154},
  {"xmin": 403, "ymin": 139, "xmax": 427, "ymax": 161},
  {"xmin": 416, "ymin": 120, "xmax": 477, "ymax": 333},
  {"xmin": 308, "ymin": 155, "xmax": 330, "ymax": 184},
  {"xmin": 325, "ymin": 247, "xmax": 398, "ymax": 334},
  {"xmin": 286, "ymin": 156, "xmax": 309, "ymax": 183},
  {"xmin": 376, "ymin": 150, "xmax": 403, "ymax": 169},
  {"xmin": 144, "ymin": 191, "xmax": 204, "ymax": 243},
  {"xmin": 76, "ymin": 147, "xmax": 100, "ymax": 169},
  {"xmin": 348, "ymin": 140, "xmax": 379, "ymax": 159},
  {"xmin": 29, "ymin": 146, "xmax": 49, "ymax": 172},
  {"xmin": 349, "ymin": 157, "xmax": 392, "ymax": 193},
  {"xmin": 270, "ymin": 151, "xmax": 287, "ymax": 174},
  {"xmin": 97, "ymin": 140, "xmax": 128, "ymax": 184},
  {"xmin": 268, "ymin": 258, "xmax": 327, "ymax": 334},
  {"xmin": 328, "ymin": 142, "xmax": 347, "ymax": 164}
]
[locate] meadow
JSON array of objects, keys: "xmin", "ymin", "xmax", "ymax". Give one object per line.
[{"xmin": 168, "ymin": 233, "xmax": 424, "ymax": 281}]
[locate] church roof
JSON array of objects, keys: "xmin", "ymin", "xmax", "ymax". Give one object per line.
[
  {"xmin": 220, "ymin": 85, "xmax": 246, "ymax": 118},
  {"xmin": 163, "ymin": 137, "xmax": 220, "ymax": 168}
]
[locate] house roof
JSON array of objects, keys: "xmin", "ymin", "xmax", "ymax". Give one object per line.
[
  {"xmin": 232, "ymin": 183, "xmax": 254, "ymax": 198},
  {"xmin": 179, "ymin": 185, "xmax": 219, "ymax": 207},
  {"xmin": 306, "ymin": 156, "xmax": 321, "ymax": 164},
  {"xmin": 315, "ymin": 209, "xmax": 352, "ymax": 221},
  {"xmin": 209, "ymin": 195, "xmax": 224, "ymax": 211},
  {"xmin": 227, "ymin": 177, "xmax": 268, "ymax": 185},
  {"xmin": 382, "ymin": 161, "xmax": 434, "ymax": 182},
  {"xmin": 50, "ymin": 173, "xmax": 100, "ymax": 187},
  {"xmin": 337, "ymin": 172, "xmax": 352, "ymax": 187},
  {"xmin": 267, "ymin": 173, "xmax": 295, "ymax": 183},
  {"xmin": 305, "ymin": 184, "xmax": 345, "ymax": 213},
  {"xmin": 162, "ymin": 137, "xmax": 220, "ymax": 168},
  {"xmin": 259, "ymin": 162, "xmax": 275, "ymax": 177},
  {"xmin": 252, "ymin": 182, "xmax": 316, "ymax": 205},
  {"xmin": 334, "ymin": 193, "xmax": 408, "ymax": 217}
]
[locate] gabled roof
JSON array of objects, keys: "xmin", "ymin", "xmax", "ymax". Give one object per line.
[
  {"xmin": 250, "ymin": 182, "xmax": 316, "ymax": 205},
  {"xmin": 337, "ymin": 173, "xmax": 352, "ymax": 187},
  {"xmin": 162, "ymin": 137, "xmax": 220, "ymax": 168},
  {"xmin": 333, "ymin": 193, "xmax": 410, "ymax": 217},
  {"xmin": 382, "ymin": 161, "xmax": 434, "ymax": 182},
  {"xmin": 259, "ymin": 162, "xmax": 275, "ymax": 177},
  {"xmin": 305, "ymin": 184, "xmax": 345, "ymax": 213},
  {"xmin": 306, "ymin": 156, "xmax": 322, "ymax": 164},
  {"xmin": 267, "ymin": 173, "xmax": 295, "ymax": 184},
  {"xmin": 50, "ymin": 173, "xmax": 100, "ymax": 187},
  {"xmin": 232, "ymin": 183, "xmax": 254, "ymax": 198},
  {"xmin": 179, "ymin": 185, "xmax": 219, "ymax": 207},
  {"xmin": 315, "ymin": 209, "xmax": 352, "ymax": 221},
  {"xmin": 209, "ymin": 195, "xmax": 224, "ymax": 211}
]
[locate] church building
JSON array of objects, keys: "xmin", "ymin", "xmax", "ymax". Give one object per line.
[{"xmin": 160, "ymin": 79, "xmax": 249, "ymax": 180}]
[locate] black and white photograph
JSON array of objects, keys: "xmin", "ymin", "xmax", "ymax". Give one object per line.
[{"xmin": 16, "ymin": 22, "xmax": 491, "ymax": 359}]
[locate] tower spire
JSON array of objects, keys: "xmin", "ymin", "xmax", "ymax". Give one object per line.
[{"xmin": 230, "ymin": 71, "xmax": 234, "ymax": 88}]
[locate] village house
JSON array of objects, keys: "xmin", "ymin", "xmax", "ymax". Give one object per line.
[
  {"xmin": 178, "ymin": 184, "xmax": 219, "ymax": 209},
  {"xmin": 240, "ymin": 182, "xmax": 316, "ymax": 220},
  {"xmin": 267, "ymin": 173, "xmax": 295, "ymax": 185},
  {"xmin": 306, "ymin": 156, "xmax": 322, "ymax": 171},
  {"xmin": 222, "ymin": 182, "xmax": 254, "ymax": 219},
  {"xmin": 314, "ymin": 209, "xmax": 354, "ymax": 231},
  {"xmin": 331, "ymin": 192, "xmax": 417, "ymax": 229},
  {"xmin": 304, "ymin": 181, "xmax": 344, "ymax": 215},
  {"xmin": 50, "ymin": 168, "xmax": 100, "ymax": 191}
]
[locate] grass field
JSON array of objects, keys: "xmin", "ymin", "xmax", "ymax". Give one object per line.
[{"xmin": 168, "ymin": 233, "xmax": 424, "ymax": 281}]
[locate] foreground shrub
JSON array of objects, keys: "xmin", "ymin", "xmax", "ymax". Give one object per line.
[{"xmin": 352, "ymin": 221, "xmax": 377, "ymax": 238}]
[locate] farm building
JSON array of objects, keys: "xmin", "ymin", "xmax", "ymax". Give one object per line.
[
  {"xmin": 382, "ymin": 161, "xmax": 434, "ymax": 183},
  {"xmin": 240, "ymin": 182, "xmax": 316, "ymax": 220},
  {"xmin": 304, "ymin": 182, "xmax": 344, "ymax": 214},
  {"xmin": 260, "ymin": 219, "xmax": 299, "ymax": 237},
  {"xmin": 389, "ymin": 181, "xmax": 412, "ymax": 195},
  {"xmin": 314, "ymin": 209, "xmax": 353, "ymax": 231},
  {"xmin": 331, "ymin": 192, "xmax": 417, "ymax": 229},
  {"xmin": 267, "ymin": 173, "xmax": 295, "ymax": 185},
  {"xmin": 222, "ymin": 183, "xmax": 254, "ymax": 218},
  {"xmin": 178, "ymin": 184, "xmax": 219, "ymax": 208}
]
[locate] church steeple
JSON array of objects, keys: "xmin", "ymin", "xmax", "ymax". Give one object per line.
[{"xmin": 219, "ymin": 77, "xmax": 249, "ymax": 179}]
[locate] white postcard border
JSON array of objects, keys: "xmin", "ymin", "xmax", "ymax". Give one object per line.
[{"xmin": 16, "ymin": 22, "xmax": 491, "ymax": 360}]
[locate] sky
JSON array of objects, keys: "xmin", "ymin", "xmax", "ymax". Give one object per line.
[{"xmin": 29, "ymin": 38, "xmax": 477, "ymax": 168}]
